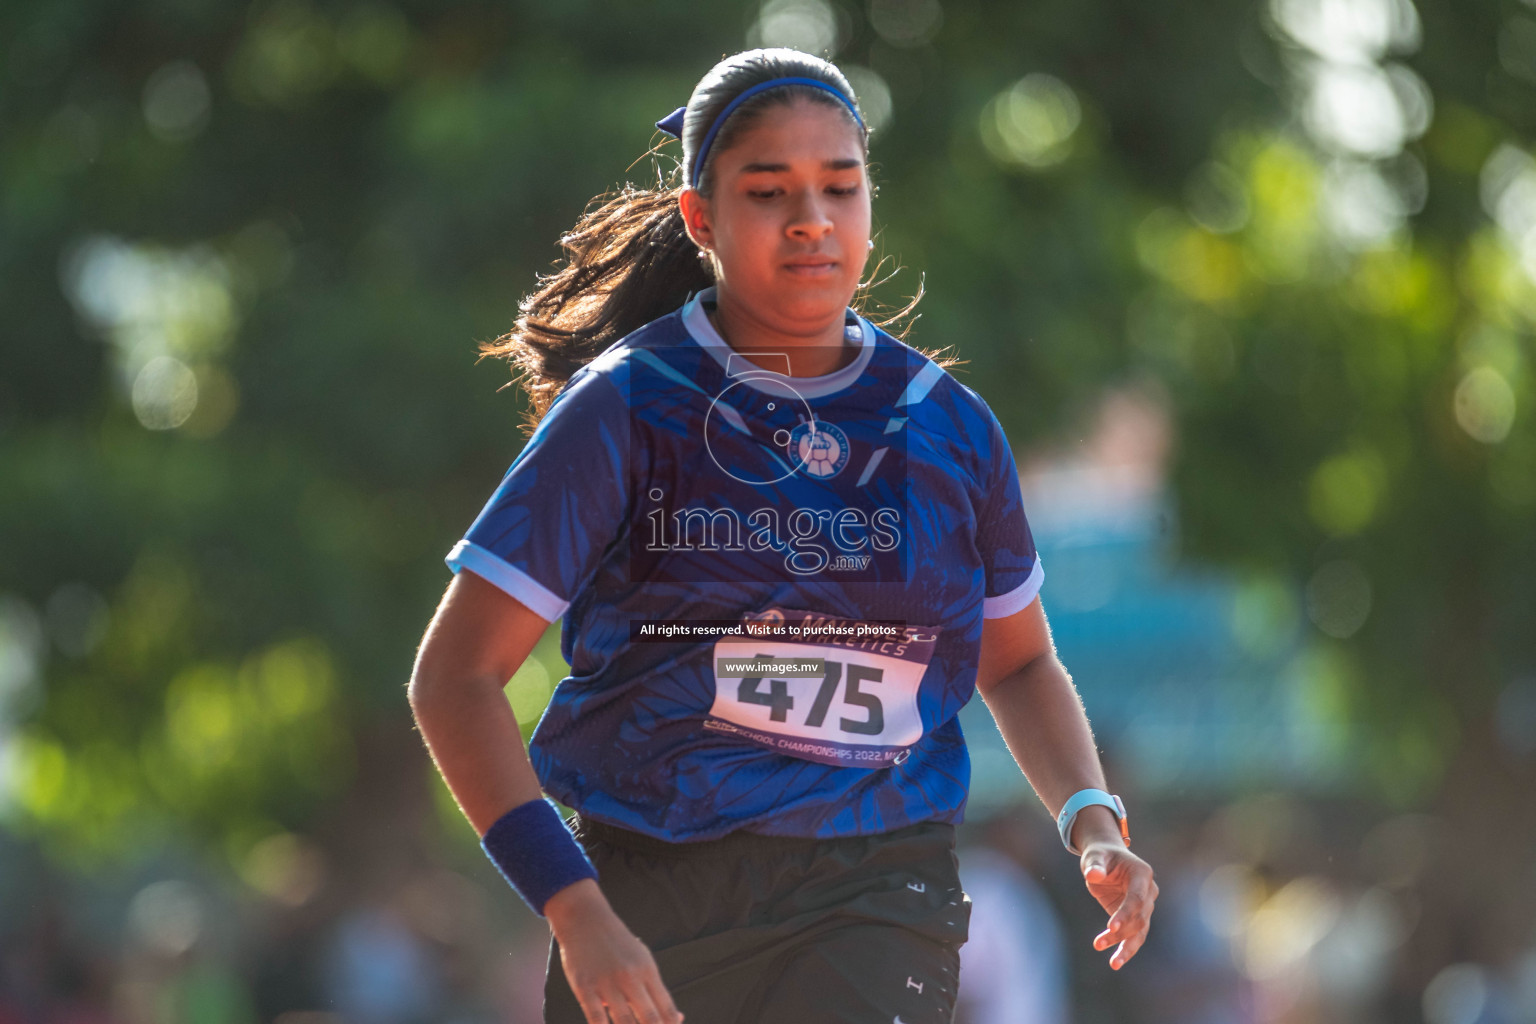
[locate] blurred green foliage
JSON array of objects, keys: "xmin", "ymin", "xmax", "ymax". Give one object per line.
[{"xmin": 1, "ymin": 0, "xmax": 1532, "ymax": 870}]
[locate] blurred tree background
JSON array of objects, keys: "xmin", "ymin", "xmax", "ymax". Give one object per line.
[{"xmin": 2, "ymin": 0, "xmax": 1534, "ymax": 1020}]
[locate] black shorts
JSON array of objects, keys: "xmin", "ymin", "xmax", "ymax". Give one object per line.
[{"xmin": 544, "ymin": 813, "xmax": 973, "ymax": 1024}]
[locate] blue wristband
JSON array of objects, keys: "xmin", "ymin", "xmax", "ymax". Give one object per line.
[
  {"xmin": 1056, "ymin": 788, "xmax": 1129, "ymax": 855},
  {"xmin": 480, "ymin": 797, "xmax": 599, "ymax": 917}
]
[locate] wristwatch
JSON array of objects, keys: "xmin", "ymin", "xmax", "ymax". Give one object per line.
[{"xmin": 1056, "ymin": 788, "xmax": 1130, "ymax": 855}]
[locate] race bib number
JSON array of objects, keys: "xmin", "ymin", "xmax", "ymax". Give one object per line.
[{"xmin": 704, "ymin": 607, "xmax": 942, "ymax": 768}]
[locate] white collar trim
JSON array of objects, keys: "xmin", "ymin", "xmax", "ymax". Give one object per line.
[{"xmin": 680, "ymin": 286, "xmax": 877, "ymax": 399}]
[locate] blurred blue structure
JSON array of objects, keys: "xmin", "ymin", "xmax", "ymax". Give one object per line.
[{"xmin": 961, "ymin": 449, "xmax": 1332, "ymax": 814}]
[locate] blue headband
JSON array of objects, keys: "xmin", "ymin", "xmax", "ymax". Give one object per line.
[{"xmin": 654, "ymin": 76, "xmax": 866, "ymax": 187}]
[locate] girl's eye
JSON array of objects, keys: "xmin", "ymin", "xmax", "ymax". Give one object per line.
[{"xmin": 745, "ymin": 184, "xmax": 861, "ymax": 198}]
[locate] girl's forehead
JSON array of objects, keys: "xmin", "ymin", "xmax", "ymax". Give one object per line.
[{"xmin": 714, "ymin": 100, "xmax": 866, "ymax": 170}]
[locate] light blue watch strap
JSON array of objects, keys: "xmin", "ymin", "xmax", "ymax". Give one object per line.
[{"xmin": 1056, "ymin": 788, "xmax": 1127, "ymax": 855}]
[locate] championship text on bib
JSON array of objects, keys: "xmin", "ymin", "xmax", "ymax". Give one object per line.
[{"xmin": 704, "ymin": 608, "xmax": 942, "ymax": 768}]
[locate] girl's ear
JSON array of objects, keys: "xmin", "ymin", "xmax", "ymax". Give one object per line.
[{"xmin": 678, "ymin": 188, "xmax": 714, "ymax": 251}]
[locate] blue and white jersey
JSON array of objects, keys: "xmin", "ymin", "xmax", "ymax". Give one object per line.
[{"xmin": 445, "ymin": 287, "xmax": 1043, "ymax": 841}]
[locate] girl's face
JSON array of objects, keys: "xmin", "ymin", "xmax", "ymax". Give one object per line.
[{"xmin": 681, "ymin": 98, "xmax": 871, "ymax": 334}]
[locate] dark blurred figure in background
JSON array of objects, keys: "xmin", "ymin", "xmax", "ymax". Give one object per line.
[{"xmin": 955, "ymin": 805, "xmax": 1069, "ymax": 1024}]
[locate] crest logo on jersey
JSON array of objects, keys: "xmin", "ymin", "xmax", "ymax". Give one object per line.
[
  {"xmin": 744, "ymin": 608, "xmax": 785, "ymax": 628},
  {"xmin": 790, "ymin": 420, "xmax": 850, "ymax": 479}
]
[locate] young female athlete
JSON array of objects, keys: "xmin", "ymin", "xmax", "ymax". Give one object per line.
[{"xmin": 408, "ymin": 48, "xmax": 1157, "ymax": 1024}]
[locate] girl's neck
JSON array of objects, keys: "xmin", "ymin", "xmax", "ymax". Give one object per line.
[{"xmin": 706, "ymin": 288, "xmax": 857, "ymax": 379}]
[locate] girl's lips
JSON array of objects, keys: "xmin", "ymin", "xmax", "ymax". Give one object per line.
[{"xmin": 782, "ymin": 259, "xmax": 840, "ymax": 277}]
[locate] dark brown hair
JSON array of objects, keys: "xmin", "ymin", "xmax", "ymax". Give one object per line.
[{"xmin": 480, "ymin": 48, "xmax": 961, "ymax": 433}]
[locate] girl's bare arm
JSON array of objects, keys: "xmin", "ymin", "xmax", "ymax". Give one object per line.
[
  {"xmin": 975, "ymin": 595, "xmax": 1159, "ymax": 970},
  {"xmin": 408, "ymin": 570, "xmax": 683, "ymax": 1024}
]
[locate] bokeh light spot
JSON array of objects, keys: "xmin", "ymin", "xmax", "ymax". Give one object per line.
[
  {"xmin": 980, "ymin": 74, "xmax": 1081, "ymax": 170},
  {"xmin": 1453, "ymin": 366, "xmax": 1516, "ymax": 443}
]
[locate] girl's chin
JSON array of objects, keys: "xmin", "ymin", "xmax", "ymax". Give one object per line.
[
  {"xmin": 720, "ymin": 275, "xmax": 860, "ymax": 315},
  {"xmin": 771, "ymin": 271, "xmax": 859, "ymax": 301}
]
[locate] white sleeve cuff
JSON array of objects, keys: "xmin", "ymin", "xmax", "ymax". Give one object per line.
[
  {"xmin": 445, "ymin": 539, "xmax": 570, "ymax": 622},
  {"xmin": 982, "ymin": 557, "xmax": 1044, "ymax": 619}
]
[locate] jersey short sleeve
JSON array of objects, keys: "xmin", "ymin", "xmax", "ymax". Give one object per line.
[
  {"xmin": 445, "ymin": 368, "xmax": 630, "ymax": 622},
  {"xmin": 973, "ymin": 399, "xmax": 1045, "ymax": 619}
]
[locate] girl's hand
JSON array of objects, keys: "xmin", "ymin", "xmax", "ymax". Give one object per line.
[
  {"xmin": 1080, "ymin": 841, "xmax": 1158, "ymax": 970},
  {"xmin": 545, "ymin": 880, "xmax": 684, "ymax": 1024}
]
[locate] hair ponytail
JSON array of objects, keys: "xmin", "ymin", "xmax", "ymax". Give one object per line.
[
  {"xmin": 484, "ymin": 47, "xmax": 957, "ymax": 434},
  {"xmin": 479, "ymin": 179, "xmax": 709, "ymax": 433}
]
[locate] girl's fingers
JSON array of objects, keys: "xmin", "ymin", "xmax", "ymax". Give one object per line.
[
  {"xmin": 1082, "ymin": 852, "xmax": 1110, "ymax": 882},
  {"xmin": 642, "ymin": 968, "xmax": 684, "ymax": 1024},
  {"xmin": 1092, "ymin": 858, "xmax": 1157, "ymax": 963},
  {"xmin": 1111, "ymin": 926, "xmax": 1150, "ymax": 969},
  {"xmin": 614, "ymin": 969, "xmax": 667, "ymax": 1024},
  {"xmin": 1093, "ymin": 912, "xmax": 1146, "ymax": 950},
  {"xmin": 1101, "ymin": 913, "xmax": 1151, "ymax": 959},
  {"xmin": 596, "ymin": 982, "xmax": 637, "ymax": 1024},
  {"xmin": 1105, "ymin": 882, "xmax": 1152, "ymax": 935},
  {"xmin": 574, "ymin": 984, "xmax": 611, "ymax": 1024}
]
